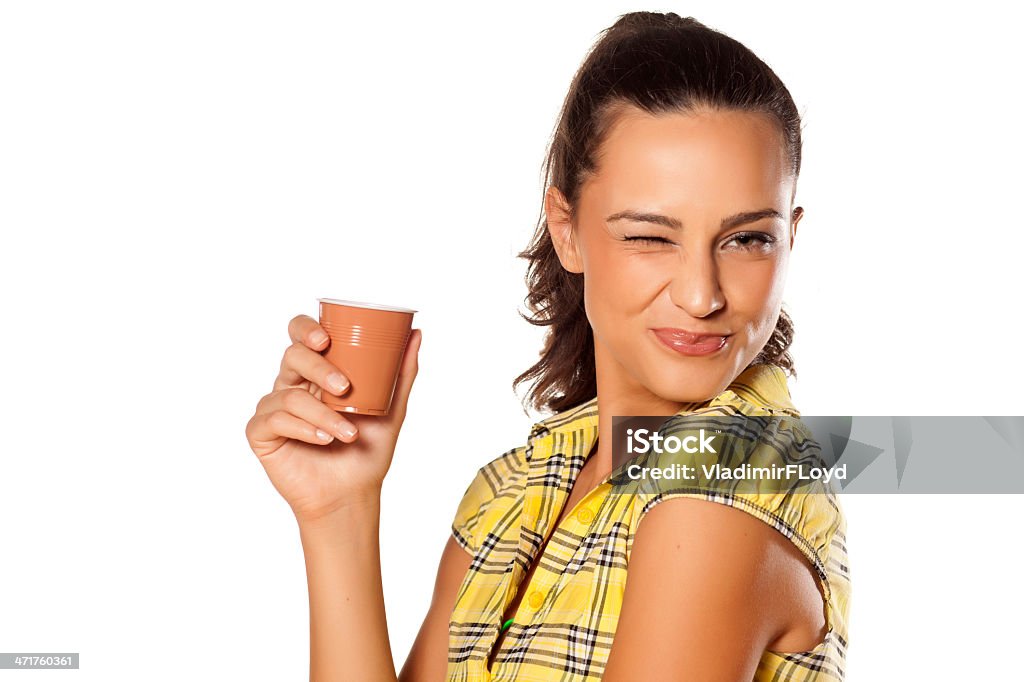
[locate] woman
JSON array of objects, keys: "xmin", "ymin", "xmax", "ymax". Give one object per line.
[{"xmin": 245, "ymin": 11, "xmax": 850, "ymax": 681}]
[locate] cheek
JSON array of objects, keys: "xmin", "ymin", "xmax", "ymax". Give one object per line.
[
  {"xmin": 582, "ymin": 249, "xmax": 668, "ymax": 324},
  {"xmin": 721, "ymin": 257, "xmax": 787, "ymax": 328},
  {"xmin": 580, "ymin": 254, "xmax": 619, "ymax": 338}
]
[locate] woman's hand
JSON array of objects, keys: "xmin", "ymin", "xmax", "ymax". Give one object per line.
[{"xmin": 245, "ymin": 313, "xmax": 422, "ymax": 524}]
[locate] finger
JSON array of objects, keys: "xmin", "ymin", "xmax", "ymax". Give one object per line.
[
  {"xmin": 381, "ymin": 328, "xmax": 422, "ymax": 429},
  {"xmin": 288, "ymin": 314, "xmax": 331, "ymax": 351},
  {"xmin": 254, "ymin": 387, "xmax": 360, "ymax": 443},
  {"xmin": 248, "ymin": 409, "xmax": 338, "ymax": 450},
  {"xmin": 274, "ymin": 341, "xmax": 352, "ymax": 395}
]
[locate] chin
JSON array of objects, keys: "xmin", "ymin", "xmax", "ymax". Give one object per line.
[{"xmin": 641, "ymin": 366, "xmax": 729, "ymax": 405}]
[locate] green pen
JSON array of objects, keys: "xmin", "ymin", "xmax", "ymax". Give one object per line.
[{"xmin": 500, "ymin": 618, "xmax": 514, "ymax": 632}]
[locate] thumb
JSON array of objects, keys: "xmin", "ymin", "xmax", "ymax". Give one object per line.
[{"xmin": 382, "ymin": 327, "xmax": 422, "ymax": 430}]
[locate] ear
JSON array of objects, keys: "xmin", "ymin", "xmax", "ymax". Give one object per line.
[
  {"xmin": 545, "ymin": 186, "xmax": 584, "ymax": 273},
  {"xmin": 790, "ymin": 206, "xmax": 804, "ymax": 249}
]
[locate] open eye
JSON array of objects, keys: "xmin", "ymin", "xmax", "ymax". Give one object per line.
[{"xmin": 725, "ymin": 232, "xmax": 776, "ymax": 251}]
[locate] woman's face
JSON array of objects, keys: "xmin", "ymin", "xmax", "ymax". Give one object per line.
[{"xmin": 547, "ymin": 105, "xmax": 802, "ymax": 405}]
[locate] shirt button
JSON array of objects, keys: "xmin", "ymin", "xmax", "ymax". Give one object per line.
[
  {"xmin": 527, "ymin": 591, "xmax": 545, "ymax": 609},
  {"xmin": 576, "ymin": 507, "xmax": 595, "ymax": 524}
]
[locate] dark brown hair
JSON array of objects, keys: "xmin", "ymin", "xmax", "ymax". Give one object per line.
[{"xmin": 514, "ymin": 11, "xmax": 802, "ymax": 415}]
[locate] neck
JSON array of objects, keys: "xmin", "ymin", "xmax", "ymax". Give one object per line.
[{"xmin": 588, "ymin": 342, "xmax": 706, "ymax": 481}]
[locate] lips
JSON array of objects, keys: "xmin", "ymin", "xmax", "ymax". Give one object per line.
[
  {"xmin": 651, "ymin": 328, "xmax": 730, "ymax": 356},
  {"xmin": 652, "ymin": 328, "xmax": 730, "ymax": 344}
]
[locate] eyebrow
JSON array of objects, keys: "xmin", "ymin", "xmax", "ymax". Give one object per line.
[{"xmin": 605, "ymin": 208, "xmax": 785, "ymax": 231}]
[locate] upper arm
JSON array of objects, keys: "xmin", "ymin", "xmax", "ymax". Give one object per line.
[
  {"xmin": 398, "ymin": 535, "xmax": 473, "ymax": 682},
  {"xmin": 399, "ymin": 448, "xmax": 521, "ymax": 680},
  {"xmin": 602, "ymin": 496, "xmax": 825, "ymax": 682}
]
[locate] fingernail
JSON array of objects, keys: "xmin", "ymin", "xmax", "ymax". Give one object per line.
[
  {"xmin": 315, "ymin": 429, "xmax": 334, "ymax": 443},
  {"xmin": 311, "ymin": 330, "xmax": 329, "ymax": 346},
  {"xmin": 327, "ymin": 372, "xmax": 349, "ymax": 394},
  {"xmin": 335, "ymin": 422, "xmax": 357, "ymax": 439}
]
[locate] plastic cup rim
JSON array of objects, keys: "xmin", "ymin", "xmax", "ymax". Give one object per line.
[{"xmin": 317, "ymin": 297, "xmax": 418, "ymax": 314}]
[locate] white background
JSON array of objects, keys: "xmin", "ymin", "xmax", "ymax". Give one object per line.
[{"xmin": 2, "ymin": 1, "xmax": 1022, "ymax": 679}]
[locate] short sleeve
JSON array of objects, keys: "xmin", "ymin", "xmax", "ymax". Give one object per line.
[
  {"xmin": 632, "ymin": 410, "xmax": 845, "ymax": 631},
  {"xmin": 451, "ymin": 445, "xmax": 528, "ymax": 555}
]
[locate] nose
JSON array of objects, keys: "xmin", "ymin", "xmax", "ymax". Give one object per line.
[{"xmin": 667, "ymin": 248, "xmax": 725, "ymax": 317}]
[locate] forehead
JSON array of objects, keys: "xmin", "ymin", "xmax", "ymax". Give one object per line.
[{"xmin": 586, "ymin": 106, "xmax": 791, "ymax": 210}]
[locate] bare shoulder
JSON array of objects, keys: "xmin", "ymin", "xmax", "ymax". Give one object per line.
[
  {"xmin": 602, "ymin": 496, "xmax": 827, "ymax": 681},
  {"xmin": 642, "ymin": 497, "xmax": 826, "ymax": 650}
]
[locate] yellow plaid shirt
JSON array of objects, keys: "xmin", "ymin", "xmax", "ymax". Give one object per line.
[{"xmin": 448, "ymin": 363, "xmax": 851, "ymax": 681}]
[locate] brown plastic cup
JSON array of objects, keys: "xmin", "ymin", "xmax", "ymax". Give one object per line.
[{"xmin": 317, "ymin": 297, "xmax": 417, "ymax": 416}]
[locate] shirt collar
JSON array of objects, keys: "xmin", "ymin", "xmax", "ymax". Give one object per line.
[{"xmin": 526, "ymin": 362, "xmax": 799, "ymax": 460}]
